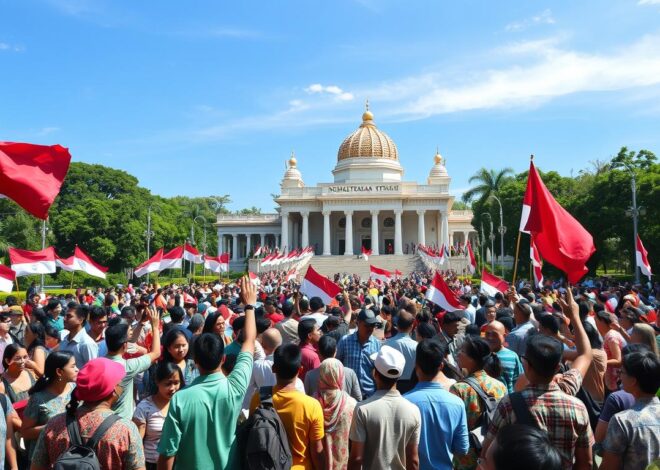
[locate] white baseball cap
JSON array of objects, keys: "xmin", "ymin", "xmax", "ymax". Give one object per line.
[{"xmin": 370, "ymin": 345, "xmax": 406, "ymax": 379}]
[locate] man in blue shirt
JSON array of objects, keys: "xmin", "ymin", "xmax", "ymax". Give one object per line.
[
  {"xmin": 405, "ymin": 339, "xmax": 469, "ymax": 470},
  {"xmin": 505, "ymin": 298, "xmax": 536, "ymax": 357},
  {"xmin": 384, "ymin": 310, "xmax": 418, "ymax": 393},
  {"xmin": 336, "ymin": 308, "xmax": 381, "ymax": 399}
]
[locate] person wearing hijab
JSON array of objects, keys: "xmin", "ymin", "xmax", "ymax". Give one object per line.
[{"xmin": 318, "ymin": 358, "xmax": 356, "ymax": 470}]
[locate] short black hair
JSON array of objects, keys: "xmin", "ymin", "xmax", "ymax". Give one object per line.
[
  {"xmin": 298, "ymin": 318, "xmax": 317, "ymax": 344},
  {"xmin": 492, "ymin": 424, "xmax": 562, "ymax": 470},
  {"xmin": 105, "ymin": 323, "xmax": 129, "ymax": 352},
  {"xmin": 416, "ymin": 339, "xmax": 447, "ymax": 377},
  {"xmin": 256, "ymin": 317, "xmax": 271, "ymax": 334},
  {"xmin": 309, "ymin": 297, "xmax": 324, "ymax": 311},
  {"xmin": 273, "ymin": 344, "xmax": 301, "ymax": 380},
  {"xmin": 120, "ymin": 305, "xmax": 136, "ymax": 320},
  {"xmin": 281, "ymin": 302, "xmax": 294, "ymax": 318},
  {"xmin": 443, "ymin": 311, "xmax": 463, "ymax": 324},
  {"xmin": 463, "ymin": 336, "xmax": 502, "ymax": 378},
  {"xmin": 525, "ymin": 334, "xmax": 563, "ymax": 379},
  {"xmin": 538, "ymin": 314, "xmax": 560, "ymax": 335},
  {"xmin": 193, "ymin": 333, "xmax": 225, "ymax": 371},
  {"xmin": 72, "ymin": 304, "xmax": 90, "ymax": 323},
  {"xmin": 88, "ymin": 306, "xmax": 107, "ymax": 322},
  {"xmin": 299, "ymin": 298, "xmax": 309, "ymax": 311},
  {"xmin": 622, "ymin": 350, "xmax": 660, "ymax": 394},
  {"xmin": 496, "ymin": 307, "xmax": 514, "ymax": 319},
  {"xmin": 499, "ymin": 316, "xmax": 515, "ymax": 333},
  {"xmin": 232, "ymin": 316, "xmax": 246, "ymax": 333},
  {"xmin": 583, "ymin": 322, "xmax": 603, "ymax": 349},
  {"xmin": 318, "ymin": 335, "xmax": 337, "ymax": 359},
  {"xmin": 168, "ymin": 306, "xmax": 185, "ymax": 323},
  {"xmin": 416, "ymin": 322, "xmax": 436, "ymax": 340}
]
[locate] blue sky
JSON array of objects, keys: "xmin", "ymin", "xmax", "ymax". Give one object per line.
[{"xmin": 2, "ymin": 0, "xmax": 660, "ymax": 212}]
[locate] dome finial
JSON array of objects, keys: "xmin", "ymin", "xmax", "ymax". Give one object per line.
[
  {"xmin": 362, "ymin": 99, "xmax": 374, "ymax": 122},
  {"xmin": 289, "ymin": 150, "xmax": 297, "ymax": 167},
  {"xmin": 434, "ymin": 146, "xmax": 442, "ymax": 164}
]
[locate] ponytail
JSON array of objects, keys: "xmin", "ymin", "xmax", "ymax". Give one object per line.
[
  {"xmin": 463, "ymin": 336, "xmax": 502, "ymax": 378},
  {"xmin": 483, "ymin": 351, "xmax": 502, "ymax": 379},
  {"xmin": 28, "ymin": 351, "xmax": 74, "ymax": 396},
  {"xmin": 66, "ymin": 394, "xmax": 80, "ymax": 417}
]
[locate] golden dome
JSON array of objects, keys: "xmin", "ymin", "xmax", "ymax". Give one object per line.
[
  {"xmin": 434, "ymin": 148, "xmax": 442, "ymax": 164},
  {"xmin": 288, "ymin": 151, "xmax": 297, "ymax": 167},
  {"xmin": 338, "ymin": 104, "xmax": 398, "ymax": 161}
]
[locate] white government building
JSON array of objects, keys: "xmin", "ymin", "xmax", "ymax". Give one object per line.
[{"xmin": 216, "ymin": 105, "xmax": 478, "ymax": 275}]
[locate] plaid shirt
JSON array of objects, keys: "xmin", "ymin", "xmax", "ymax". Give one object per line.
[
  {"xmin": 485, "ymin": 369, "xmax": 594, "ymax": 470},
  {"xmin": 336, "ymin": 332, "xmax": 381, "ymax": 399}
]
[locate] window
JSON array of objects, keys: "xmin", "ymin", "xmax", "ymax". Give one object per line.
[
  {"xmin": 361, "ymin": 217, "xmax": 371, "ymax": 228},
  {"xmin": 384, "ymin": 217, "xmax": 395, "ymax": 227}
]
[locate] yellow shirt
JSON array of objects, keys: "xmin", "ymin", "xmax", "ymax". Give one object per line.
[{"xmin": 250, "ymin": 386, "xmax": 324, "ymax": 470}]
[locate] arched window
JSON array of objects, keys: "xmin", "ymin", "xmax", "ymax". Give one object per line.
[
  {"xmin": 338, "ymin": 218, "xmax": 346, "ymax": 228},
  {"xmin": 361, "ymin": 218, "xmax": 371, "ymax": 228},
  {"xmin": 384, "ymin": 217, "xmax": 395, "ymax": 227}
]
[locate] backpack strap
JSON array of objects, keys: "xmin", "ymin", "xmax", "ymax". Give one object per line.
[
  {"xmin": 463, "ymin": 377, "xmax": 494, "ymax": 409},
  {"xmin": 65, "ymin": 413, "xmax": 84, "ymax": 447},
  {"xmin": 0, "ymin": 394, "xmax": 8, "ymax": 417},
  {"xmin": 1, "ymin": 377, "xmax": 18, "ymax": 404},
  {"xmin": 259, "ymin": 386, "xmax": 274, "ymax": 407},
  {"xmin": 85, "ymin": 414, "xmax": 122, "ymax": 450},
  {"xmin": 510, "ymin": 392, "xmax": 536, "ymax": 428}
]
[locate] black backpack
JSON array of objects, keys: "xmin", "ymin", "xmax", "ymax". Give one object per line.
[
  {"xmin": 235, "ymin": 386, "xmax": 293, "ymax": 470},
  {"xmin": 54, "ymin": 413, "xmax": 121, "ymax": 470},
  {"xmin": 463, "ymin": 377, "xmax": 499, "ymax": 453}
]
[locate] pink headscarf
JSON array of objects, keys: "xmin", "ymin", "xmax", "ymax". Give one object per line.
[{"xmin": 318, "ymin": 358, "xmax": 349, "ymax": 433}]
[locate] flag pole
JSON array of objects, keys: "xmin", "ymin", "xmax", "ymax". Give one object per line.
[
  {"xmin": 70, "ymin": 271, "xmax": 75, "ymax": 290},
  {"xmin": 512, "ymin": 154, "xmax": 534, "ymax": 284}
]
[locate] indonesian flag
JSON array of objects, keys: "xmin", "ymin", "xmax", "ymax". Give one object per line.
[
  {"xmin": 530, "ymin": 237, "xmax": 544, "ymax": 288},
  {"xmin": 300, "ymin": 265, "xmax": 341, "ymax": 305},
  {"xmin": 261, "ymin": 253, "xmax": 275, "ymax": 267},
  {"xmin": 0, "ymin": 265, "xmax": 16, "ymax": 293},
  {"xmin": 636, "ymin": 235, "xmax": 652, "ymax": 278},
  {"xmin": 522, "ymin": 161, "xmax": 595, "ymax": 284},
  {"xmin": 480, "ymin": 269, "xmax": 509, "ymax": 297},
  {"xmin": 361, "ymin": 246, "xmax": 372, "ymax": 261},
  {"xmin": 0, "ymin": 142, "xmax": 71, "ymax": 220},
  {"xmin": 519, "ymin": 165, "xmax": 533, "ymax": 234},
  {"xmin": 394, "ymin": 269, "xmax": 403, "ymax": 277},
  {"xmin": 204, "ymin": 254, "xmax": 230, "ymax": 273},
  {"xmin": 134, "ymin": 249, "xmax": 164, "ymax": 277},
  {"xmin": 425, "ymin": 272, "xmax": 462, "ymax": 311},
  {"xmin": 286, "ymin": 268, "xmax": 297, "ymax": 282},
  {"xmin": 249, "ymin": 272, "xmax": 261, "ymax": 286},
  {"xmin": 73, "ymin": 246, "xmax": 108, "ymax": 279},
  {"xmin": 55, "ymin": 255, "xmax": 76, "ymax": 272},
  {"xmin": 370, "ymin": 265, "xmax": 392, "ymax": 283},
  {"xmin": 183, "ymin": 244, "xmax": 203, "ymax": 264},
  {"xmin": 254, "ymin": 245, "xmax": 262, "ymax": 257},
  {"xmin": 466, "ymin": 242, "xmax": 477, "ymax": 274},
  {"xmin": 8, "ymin": 247, "xmax": 56, "ymax": 277},
  {"xmin": 160, "ymin": 246, "xmax": 183, "ymax": 271}
]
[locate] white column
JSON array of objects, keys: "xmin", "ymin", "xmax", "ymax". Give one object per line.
[
  {"xmin": 394, "ymin": 210, "xmax": 403, "ymax": 255},
  {"xmin": 417, "ymin": 210, "xmax": 426, "ymax": 246},
  {"xmin": 292, "ymin": 221, "xmax": 299, "ymax": 249},
  {"xmin": 322, "ymin": 210, "xmax": 331, "ymax": 256},
  {"xmin": 370, "ymin": 210, "xmax": 379, "ymax": 256},
  {"xmin": 344, "ymin": 210, "xmax": 354, "ymax": 256},
  {"xmin": 442, "ymin": 211, "xmax": 449, "ymax": 248},
  {"xmin": 232, "ymin": 234, "xmax": 238, "ymax": 261},
  {"xmin": 301, "ymin": 211, "xmax": 309, "ymax": 248},
  {"xmin": 260, "ymin": 233, "xmax": 266, "ymax": 248},
  {"xmin": 281, "ymin": 212, "xmax": 289, "ymax": 253},
  {"xmin": 463, "ymin": 231, "xmax": 469, "ymax": 248},
  {"xmin": 436, "ymin": 212, "xmax": 442, "ymax": 248},
  {"xmin": 245, "ymin": 233, "xmax": 251, "ymax": 257},
  {"xmin": 449, "ymin": 231, "xmax": 454, "ymax": 251}
]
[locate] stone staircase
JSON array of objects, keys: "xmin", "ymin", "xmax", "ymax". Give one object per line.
[{"xmin": 304, "ymin": 255, "xmax": 425, "ymax": 278}]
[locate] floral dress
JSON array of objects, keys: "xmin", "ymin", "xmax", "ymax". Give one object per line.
[
  {"xmin": 23, "ymin": 389, "xmax": 71, "ymax": 460},
  {"xmin": 603, "ymin": 330, "xmax": 626, "ymax": 391},
  {"xmin": 450, "ymin": 370, "xmax": 507, "ymax": 470}
]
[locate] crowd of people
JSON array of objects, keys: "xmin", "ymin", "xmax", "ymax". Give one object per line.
[{"xmin": 0, "ymin": 270, "xmax": 658, "ymax": 470}]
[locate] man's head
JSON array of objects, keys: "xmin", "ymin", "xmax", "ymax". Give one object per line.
[
  {"xmin": 309, "ymin": 297, "xmax": 325, "ymax": 313},
  {"xmin": 415, "ymin": 339, "xmax": 447, "ymax": 380},
  {"xmin": 482, "ymin": 423, "xmax": 562, "ymax": 470},
  {"xmin": 357, "ymin": 308, "xmax": 379, "ymax": 339},
  {"xmin": 321, "ymin": 315, "xmax": 340, "ymax": 334},
  {"xmin": 442, "ymin": 310, "xmax": 463, "ymax": 338},
  {"xmin": 620, "ymin": 350, "xmax": 660, "ymax": 396},
  {"xmin": 272, "ymin": 343, "xmax": 302, "ymax": 382},
  {"xmin": 0, "ymin": 313, "xmax": 10, "ymax": 335},
  {"xmin": 298, "ymin": 318, "xmax": 321, "ymax": 345},
  {"xmin": 264, "ymin": 298, "xmax": 276, "ymax": 314},
  {"xmin": 64, "ymin": 305, "xmax": 88, "ymax": 331},
  {"xmin": 168, "ymin": 306, "xmax": 185, "ymax": 324},
  {"xmin": 484, "ymin": 321, "xmax": 506, "ymax": 352},
  {"xmin": 513, "ymin": 299, "xmax": 533, "ymax": 324},
  {"xmin": 120, "ymin": 305, "xmax": 137, "ymax": 323},
  {"xmin": 105, "ymin": 321, "xmax": 129, "ymax": 353},
  {"xmin": 260, "ymin": 328, "xmax": 282, "ymax": 356},
  {"xmin": 193, "ymin": 333, "xmax": 225, "ymax": 373},
  {"xmin": 485, "ymin": 301, "xmax": 497, "ymax": 323},
  {"xmin": 396, "ymin": 310, "xmax": 415, "ymax": 333},
  {"xmin": 88, "ymin": 306, "xmax": 108, "ymax": 336},
  {"xmin": 370, "ymin": 345, "xmax": 405, "ymax": 389},
  {"xmin": 459, "ymin": 295, "xmax": 471, "ymax": 308},
  {"xmin": 538, "ymin": 314, "xmax": 560, "ymax": 337},
  {"xmin": 523, "ymin": 334, "xmax": 563, "ymax": 383},
  {"xmin": 318, "ymin": 334, "xmax": 337, "ymax": 360}
]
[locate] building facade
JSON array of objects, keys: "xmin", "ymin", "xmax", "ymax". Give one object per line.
[{"xmin": 216, "ymin": 106, "xmax": 477, "ymax": 270}]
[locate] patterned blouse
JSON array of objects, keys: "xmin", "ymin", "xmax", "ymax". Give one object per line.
[
  {"xmin": 450, "ymin": 370, "xmax": 507, "ymax": 470},
  {"xmin": 603, "ymin": 330, "xmax": 626, "ymax": 391},
  {"xmin": 23, "ymin": 389, "xmax": 72, "ymax": 459},
  {"xmin": 32, "ymin": 408, "xmax": 145, "ymax": 470}
]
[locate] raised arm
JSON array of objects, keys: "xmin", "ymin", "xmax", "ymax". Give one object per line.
[
  {"xmin": 558, "ymin": 287, "xmax": 592, "ymax": 379},
  {"xmin": 239, "ymin": 276, "xmax": 257, "ymax": 354},
  {"xmin": 146, "ymin": 306, "xmax": 162, "ymax": 362}
]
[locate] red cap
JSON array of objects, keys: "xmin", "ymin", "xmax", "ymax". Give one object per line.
[{"xmin": 73, "ymin": 358, "xmax": 126, "ymax": 402}]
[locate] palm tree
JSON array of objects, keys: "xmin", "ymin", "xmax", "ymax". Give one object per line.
[{"xmin": 461, "ymin": 168, "xmax": 514, "ymax": 205}]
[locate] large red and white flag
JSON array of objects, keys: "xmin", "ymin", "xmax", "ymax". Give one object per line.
[
  {"xmin": 480, "ymin": 269, "xmax": 509, "ymax": 297},
  {"xmin": 530, "ymin": 237, "xmax": 544, "ymax": 288},
  {"xmin": 55, "ymin": 255, "xmax": 76, "ymax": 272},
  {"xmin": 466, "ymin": 242, "xmax": 477, "ymax": 274},
  {"xmin": 425, "ymin": 272, "xmax": 462, "ymax": 311},
  {"xmin": 73, "ymin": 246, "xmax": 108, "ymax": 279},
  {"xmin": 204, "ymin": 254, "xmax": 230, "ymax": 273},
  {"xmin": 249, "ymin": 272, "xmax": 261, "ymax": 286},
  {"xmin": 521, "ymin": 161, "xmax": 595, "ymax": 284},
  {"xmin": 134, "ymin": 249, "xmax": 164, "ymax": 277},
  {"xmin": 361, "ymin": 246, "xmax": 372, "ymax": 261},
  {"xmin": 369, "ymin": 265, "xmax": 392, "ymax": 284},
  {"xmin": 160, "ymin": 246, "xmax": 183, "ymax": 271},
  {"xmin": 9, "ymin": 247, "xmax": 56, "ymax": 277},
  {"xmin": 253, "ymin": 244, "xmax": 262, "ymax": 257},
  {"xmin": 300, "ymin": 265, "xmax": 341, "ymax": 305},
  {"xmin": 0, "ymin": 142, "xmax": 71, "ymax": 220},
  {"xmin": 0, "ymin": 265, "xmax": 16, "ymax": 293},
  {"xmin": 183, "ymin": 244, "xmax": 203, "ymax": 264},
  {"xmin": 636, "ymin": 235, "xmax": 652, "ymax": 278}
]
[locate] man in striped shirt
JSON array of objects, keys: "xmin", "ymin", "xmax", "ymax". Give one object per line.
[{"xmin": 484, "ymin": 320, "xmax": 523, "ymax": 394}]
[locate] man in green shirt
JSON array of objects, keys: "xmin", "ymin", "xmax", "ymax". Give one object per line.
[
  {"xmin": 105, "ymin": 306, "xmax": 161, "ymax": 419},
  {"xmin": 157, "ymin": 275, "xmax": 257, "ymax": 470}
]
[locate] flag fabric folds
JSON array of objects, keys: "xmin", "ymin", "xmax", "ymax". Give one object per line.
[
  {"xmin": 369, "ymin": 265, "xmax": 392, "ymax": 284},
  {"xmin": 0, "ymin": 142, "xmax": 72, "ymax": 219},
  {"xmin": 204, "ymin": 254, "xmax": 230, "ymax": 273},
  {"xmin": 521, "ymin": 161, "xmax": 595, "ymax": 284},
  {"xmin": 55, "ymin": 256, "xmax": 76, "ymax": 272},
  {"xmin": 300, "ymin": 265, "xmax": 341, "ymax": 305},
  {"xmin": 9, "ymin": 247, "xmax": 56, "ymax": 277},
  {"xmin": 160, "ymin": 247, "xmax": 184, "ymax": 271},
  {"xmin": 73, "ymin": 246, "xmax": 108, "ymax": 279},
  {"xmin": 466, "ymin": 242, "xmax": 476, "ymax": 274},
  {"xmin": 361, "ymin": 246, "xmax": 372, "ymax": 261},
  {"xmin": 134, "ymin": 249, "xmax": 164, "ymax": 277},
  {"xmin": 425, "ymin": 272, "xmax": 462, "ymax": 312},
  {"xmin": 636, "ymin": 235, "xmax": 652, "ymax": 278},
  {"xmin": 183, "ymin": 244, "xmax": 203, "ymax": 264},
  {"xmin": 480, "ymin": 269, "xmax": 509, "ymax": 297},
  {"xmin": 530, "ymin": 238, "xmax": 544, "ymax": 288},
  {"xmin": 0, "ymin": 265, "xmax": 16, "ymax": 293}
]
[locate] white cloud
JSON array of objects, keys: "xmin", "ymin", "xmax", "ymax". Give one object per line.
[
  {"xmin": 44, "ymin": 0, "xmax": 97, "ymax": 16},
  {"xmin": 505, "ymin": 9, "xmax": 555, "ymax": 32},
  {"xmin": 204, "ymin": 28, "xmax": 261, "ymax": 39},
  {"xmin": 638, "ymin": 0, "xmax": 660, "ymax": 4},
  {"xmin": 0, "ymin": 42, "xmax": 25, "ymax": 52},
  {"xmin": 305, "ymin": 83, "xmax": 354, "ymax": 101},
  {"xmin": 37, "ymin": 127, "xmax": 60, "ymax": 136}
]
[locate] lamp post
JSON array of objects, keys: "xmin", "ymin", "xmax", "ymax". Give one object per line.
[
  {"xmin": 480, "ymin": 221, "xmax": 485, "ymax": 272},
  {"xmin": 621, "ymin": 164, "xmax": 645, "ymax": 284},
  {"xmin": 490, "ymin": 195, "xmax": 507, "ymax": 277},
  {"xmin": 144, "ymin": 206, "xmax": 154, "ymax": 284},
  {"xmin": 482, "ymin": 213, "xmax": 495, "ymax": 272}
]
